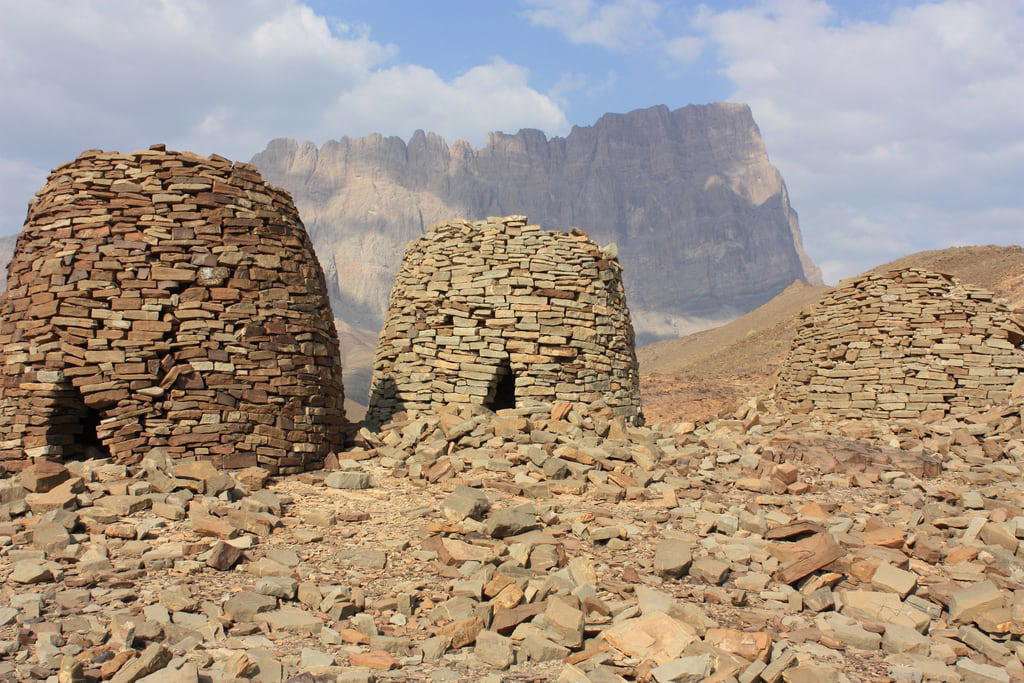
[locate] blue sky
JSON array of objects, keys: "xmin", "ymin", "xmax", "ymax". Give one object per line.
[
  {"xmin": 304, "ymin": 0, "xmax": 732, "ymax": 127},
  {"xmin": 0, "ymin": 0, "xmax": 1021, "ymax": 282},
  {"xmin": 304, "ymin": 0, "xmax": 924, "ymax": 131}
]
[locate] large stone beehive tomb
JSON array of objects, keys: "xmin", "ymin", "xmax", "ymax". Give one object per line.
[
  {"xmin": 775, "ymin": 268, "xmax": 1024, "ymax": 419},
  {"xmin": 0, "ymin": 146, "xmax": 347, "ymax": 474},
  {"xmin": 367, "ymin": 216, "xmax": 642, "ymax": 425}
]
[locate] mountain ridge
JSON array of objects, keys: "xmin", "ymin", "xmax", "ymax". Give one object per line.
[{"xmin": 252, "ymin": 102, "xmax": 822, "ymax": 343}]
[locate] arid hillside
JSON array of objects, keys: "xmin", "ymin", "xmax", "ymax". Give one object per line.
[{"xmin": 640, "ymin": 244, "xmax": 1024, "ymax": 424}]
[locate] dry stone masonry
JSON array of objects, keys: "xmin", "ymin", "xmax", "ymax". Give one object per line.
[
  {"xmin": 367, "ymin": 216, "xmax": 642, "ymax": 425},
  {"xmin": 775, "ymin": 268, "xmax": 1024, "ymax": 419},
  {"xmin": 0, "ymin": 145, "xmax": 347, "ymax": 474}
]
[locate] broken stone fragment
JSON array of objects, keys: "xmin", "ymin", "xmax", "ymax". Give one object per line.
[
  {"xmin": 206, "ymin": 541, "xmax": 244, "ymax": 570},
  {"xmin": 325, "ymin": 471, "xmax": 372, "ymax": 489},
  {"xmin": 348, "ymin": 650, "xmax": 400, "ymax": 670},
  {"xmin": 651, "ymin": 653, "xmax": 712, "ymax": 683},
  {"xmin": 225, "ymin": 508, "xmax": 277, "ymax": 536},
  {"xmin": 475, "ymin": 630, "xmax": 514, "ymax": 669},
  {"xmin": 31, "ymin": 522, "xmax": 72, "ymax": 555},
  {"xmin": 109, "ymin": 643, "xmax": 171, "ymax": 683},
  {"xmin": 19, "ymin": 458, "xmax": 70, "ymax": 493},
  {"xmin": 224, "ymin": 591, "xmax": 277, "ymax": 622},
  {"xmin": 771, "ymin": 532, "xmax": 844, "ymax": 585},
  {"xmin": 870, "ymin": 562, "xmax": 916, "ymax": 598},
  {"xmin": 234, "ymin": 466, "xmax": 270, "ymax": 490},
  {"xmin": 439, "ymin": 616, "xmax": 483, "ymax": 648},
  {"xmin": 601, "ymin": 612, "xmax": 698, "ymax": 665},
  {"xmin": 256, "ymin": 607, "xmax": 323, "ymax": 634},
  {"xmin": 948, "ymin": 580, "xmax": 1004, "ymax": 623},
  {"xmin": 11, "ymin": 561, "xmax": 54, "ymax": 584},
  {"xmin": 484, "ymin": 508, "xmax": 537, "ymax": 538},
  {"xmin": 704, "ymin": 628, "xmax": 771, "ymax": 662},
  {"xmin": 690, "ymin": 557, "xmax": 730, "ymax": 585},
  {"xmin": 838, "ymin": 590, "xmax": 929, "ymax": 632},
  {"xmin": 441, "ymin": 486, "xmax": 490, "ymax": 522},
  {"xmin": 653, "ymin": 539, "xmax": 692, "ymax": 579},
  {"xmin": 545, "ymin": 596, "xmax": 585, "ymax": 649}
]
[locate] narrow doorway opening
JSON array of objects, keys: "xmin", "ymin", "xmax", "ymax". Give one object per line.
[
  {"xmin": 487, "ymin": 363, "xmax": 517, "ymax": 411},
  {"xmin": 77, "ymin": 404, "xmax": 109, "ymax": 460},
  {"xmin": 56, "ymin": 386, "xmax": 111, "ymax": 461}
]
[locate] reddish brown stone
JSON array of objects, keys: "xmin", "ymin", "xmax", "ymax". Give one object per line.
[
  {"xmin": 0, "ymin": 148, "xmax": 348, "ymax": 473},
  {"xmin": 348, "ymin": 651, "xmax": 399, "ymax": 670}
]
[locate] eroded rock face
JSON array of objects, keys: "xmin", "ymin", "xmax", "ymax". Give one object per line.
[
  {"xmin": 367, "ymin": 216, "xmax": 642, "ymax": 425},
  {"xmin": 775, "ymin": 267, "xmax": 1024, "ymax": 419},
  {"xmin": 252, "ymin": 102, "xmax": 822, "ymax": 341},
  {"xmin": 0, "ymin": 146, "xmax": 347, "ymax": 473}
]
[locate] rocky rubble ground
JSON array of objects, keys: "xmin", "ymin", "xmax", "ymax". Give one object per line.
[{"xmin": 2, "ymin": 399, "xmax": 1024, "ymax": 682}]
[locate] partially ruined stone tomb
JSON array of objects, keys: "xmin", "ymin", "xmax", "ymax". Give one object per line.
[
  {"xmin": 367, "ymin": 216, "xmax": 642, "ymax": 425},
  {"xmin": 775, "ymin": 268, "xmax": 1024, "ymax": 419},
  {"xmin": 0, "ymin": 146, "xmax": 347, "ymax": 473}
]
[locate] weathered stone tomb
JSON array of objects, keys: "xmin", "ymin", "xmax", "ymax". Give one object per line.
[
  {"xmin": 775, "ymin": 268, "xmax": 1024, "ymax": 419},
  {"xmin": 367, "ymin": 216, "xmax": 642, "ymax": 425},
  {"xmin": 0, "ymin": 146, "xmax": 347, "ymax": 473}
]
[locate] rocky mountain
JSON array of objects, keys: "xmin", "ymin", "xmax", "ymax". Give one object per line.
[{"xmin": 251, "ymin": 103, "xmax": 821, "ymax": 343}]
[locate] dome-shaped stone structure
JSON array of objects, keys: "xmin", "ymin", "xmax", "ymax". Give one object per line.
[
  {"xmin": 0, "ymin": 146, "xmax": 347, "ymax": 473},
  {"xmin": 367, "ymin": 216, "xmax": 642, "ymax": 425},
  {"xmin": 775, "ymin": 268, "xmax": 1024, "ymax": 419}
]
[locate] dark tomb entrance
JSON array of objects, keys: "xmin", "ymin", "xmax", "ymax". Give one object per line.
[
  {"xmin": 77, "ymin": 404, "xmax": 109, "ymax": 460},
  {"xmin": 487, "ymin": 362, "xmax": 517, "ymax": 411},
  {"xmin": 53, "ymin": 386, "xmax": 112, "ymax": 461}
]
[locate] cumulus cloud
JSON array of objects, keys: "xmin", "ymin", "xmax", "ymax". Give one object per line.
[
  {"xmin": 693, "ymin": 0, "xmax": 1024, "ymax": 280},
  {"xmin": 523, "ymin": 0, "xmax": 706, "ymax": 63},
  {"xmin": 328, "ymin": 61, "xmax": 568, "ymax": 144},
  {"xmin": 0, "ymin": 0, "xmax": 568, "ymax": 232},
  {"xmin": 664, "ymin": 36, "xmax": 704, "ymax": 64},
  {"xmin": 522, "ymin": 0, "xmax": 663, "ymax": 51}
]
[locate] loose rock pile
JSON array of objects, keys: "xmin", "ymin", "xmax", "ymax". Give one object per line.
[
  {"xmin": 367, "ymin": 216, "xmax": 642, "ymax": 427},
  {"xmin": 4, "ymin": 398, "xmax": 1024, "ymax": 681},
  {"xmin": 775, "ymin": 268, "xmax": 1024, "ymax": 420},
  {"xmin": 0, "ymin": 146, "xmax": 347, "ymax": 474}
]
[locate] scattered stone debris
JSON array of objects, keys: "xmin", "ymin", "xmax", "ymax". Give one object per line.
[{"xmin": 3, "ymin": 393, "xmax": 1024, "ymax": 681}]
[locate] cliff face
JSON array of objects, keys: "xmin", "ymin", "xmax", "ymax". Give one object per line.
[{"xmin": 251, "ymin": 102, "xmax": 821, "ymax": 341}]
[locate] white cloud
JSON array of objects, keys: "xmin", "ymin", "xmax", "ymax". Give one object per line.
[
  {"xmin": 0, "ymin": 0, "xmax": 568, "ymax": 232},
  {"xmin": 522, "ymin": 0, "xmax": 662, "ymax": 51},
  {"xmin": 325, "ymin": 61, "xmax": 568, "ymax": 144},
  {"xmin": 693, "ymin": 0, "xmax": 1024, "ymax": 280},
  {"xmin": 523, "ymin": 0, "xmax": 705, "ymax": 64},
  {"xmin": 664, "ymin": 36, "xmax": 704, "ymax": 64}
]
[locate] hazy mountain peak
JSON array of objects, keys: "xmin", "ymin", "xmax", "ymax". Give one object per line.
[{"xmin": 252, "ymin": 102, "xmax": 821, "ymax": 341}]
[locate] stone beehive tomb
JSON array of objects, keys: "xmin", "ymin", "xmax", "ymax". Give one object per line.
[
  {"xmin": 775, "ymin": 268, "xmax": 1024, "ymax": 419},
  {"xmin": 0, "ymin": 146, "xmax": 347, "ymax": 474},
  {"xmin": 367, "ymin": 216, "xmax": 642, "ymax": 425}
]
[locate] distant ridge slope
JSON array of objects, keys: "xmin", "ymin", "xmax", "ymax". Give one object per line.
[
  {"xmin": 640, "ymin": 244, "xmax": 1024, "ymax": 424},
  {"xmin": 252, "ymin": 102, "xmax": 821, "ymax": 342}
]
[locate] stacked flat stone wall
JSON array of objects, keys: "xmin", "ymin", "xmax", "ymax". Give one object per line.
[
  {"xmin": 0, "ymin": 145, "xmax": 347, "ymax": 473},
  {"xmin": 775, "ymin": 268, "xmax": 1024, "ymax": 419},
  {"xmin": 367, "ymin": 216, "xmax": 642, "ymax": 425}
]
